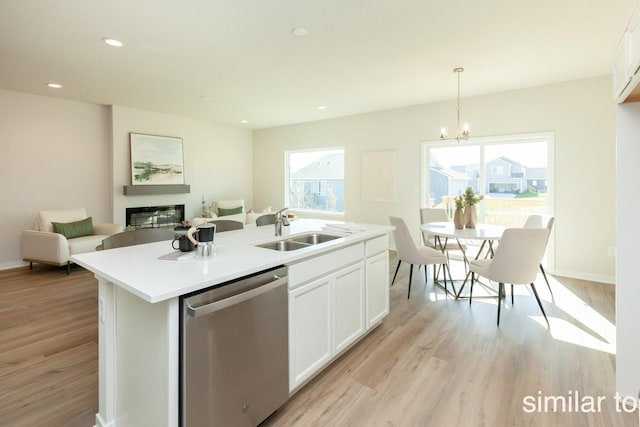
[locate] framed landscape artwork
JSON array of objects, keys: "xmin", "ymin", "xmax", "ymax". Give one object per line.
[{"xmin": 130, "ymin": 133, "xmax": 184, "ymax": 185}]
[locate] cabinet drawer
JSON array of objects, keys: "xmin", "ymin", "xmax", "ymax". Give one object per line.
[
  {"xmin": 365, "ymin": 234, "xmax": 389, "ymax": 257},
  {"xmin": 288, "ymin": 243, "xmax": 364, "ymax": 288}
]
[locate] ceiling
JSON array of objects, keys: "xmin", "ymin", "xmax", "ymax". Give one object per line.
[{"xmin": 0, "ymin": 0, "xmax": 635, "ymax": 129}]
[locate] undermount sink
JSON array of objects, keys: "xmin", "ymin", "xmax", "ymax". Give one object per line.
[
  {"xmin": 290, "ymin": 233, "xmax": 340, "ymax": 245},
  {"xmin": 256, "ymin": 240, "xmax": 310, "ymax": 251},
  {"xmin": 256, "ymin": 232, "xmax": 342, "ymax": 251}
]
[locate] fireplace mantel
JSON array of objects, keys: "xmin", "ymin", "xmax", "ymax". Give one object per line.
[{"xmin": 122, "ymin": 184, "xmax": 190, "ymax": 195}]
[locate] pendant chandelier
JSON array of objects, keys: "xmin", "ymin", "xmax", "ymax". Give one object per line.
[{"xmin": 439, "ymin": 67, "xmax": 470, "ymax": 141}]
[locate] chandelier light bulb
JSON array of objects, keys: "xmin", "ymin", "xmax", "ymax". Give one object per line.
[
  {"xmin": 439, "ymin": 67, "xmax": 470, "ymax": 142},
  {"xmin": 462, "ymin": 122, "xmax": 470, "ymax": 137}
]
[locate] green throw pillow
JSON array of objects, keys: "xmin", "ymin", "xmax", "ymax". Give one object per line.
[
  {"xmin": 218, "ymin": 206, "xmax": 243, "ymax": 217},
  {"xmin": 52, "ymin": 217, "xmax": 94, "ymax": 239}
]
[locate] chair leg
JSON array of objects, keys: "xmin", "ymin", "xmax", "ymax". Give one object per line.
[
  {"xmin": 407, "ymin": 264, "xmax": 414, "ymax": 299},
  {"xmin": 442, "ymin": 264, "xmax": 448, "ymax": 294},
  {"xmin": 539, "ymin": 264, "xmax": 553, "ymax": 297},
  {"xmin": 444, "ymin": 263, "xmax": 456, "ymax": 296},
  {"xmin": 29, "ymin": 262, "xmax": 33, "ymax": 270},
  {"xmin": 530, "ymin": 283, "xmax": 550, "ymax": 329},
  {"xmin": 424, "ymin": 264, "xmax": 428, "ymax": 283},
  {"xmin": 392, "ymin": 260, "xmax": 401, "ymax": 286},
  {"xmin": 511, "ymin": 284, "xmax": 514, "ymax": 305},
  {"xmin": 67, "ymin": 261, "xmax": 71, "ymax": 275},
  {"xmin": 469, "ymin": 272, "xmax": 475, "ymax": 305},
  {"xmin": 497, "ymin": 283, "xmax": 504, "ymax": 326},
  {"xmin": 433, "ymin": 262, "xmax": 437, "ymax": 284}
]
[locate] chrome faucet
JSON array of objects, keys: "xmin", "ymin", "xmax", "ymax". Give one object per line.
[{"xmin": 274, "ymin": 207, "xmax": 290, "ymax": 236}]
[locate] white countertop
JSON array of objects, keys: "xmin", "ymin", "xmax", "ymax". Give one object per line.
[{"xmin": 72, "ymin": 219, "xmax": 392, "ymax": 303}]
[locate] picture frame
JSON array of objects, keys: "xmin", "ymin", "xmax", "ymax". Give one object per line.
[{"xmin": 130, "ymin": 133, "xmax": 184, "ymax": 185}]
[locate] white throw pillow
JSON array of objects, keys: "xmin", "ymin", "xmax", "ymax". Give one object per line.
[{"xmin": 246, "ymin": 211, "xmax": 261, "ymax": 225}]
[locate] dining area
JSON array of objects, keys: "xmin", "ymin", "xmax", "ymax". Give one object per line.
[{"xmin": 389, "ymin": 202, "xmax": 555, "ymax": 328}]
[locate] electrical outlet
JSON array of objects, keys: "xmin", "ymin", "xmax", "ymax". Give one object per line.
[{"xmin": 608, "ymin": 247, "xmax": 617, "ymax": 257}]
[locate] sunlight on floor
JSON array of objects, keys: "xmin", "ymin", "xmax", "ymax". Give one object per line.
[
  {"xmin": 427, "ymin": 259, "xmax": 616, "ymax": 354},
  {"xmin": 534, "ymin": 275, "xmax": 616, "ymax": 354}
]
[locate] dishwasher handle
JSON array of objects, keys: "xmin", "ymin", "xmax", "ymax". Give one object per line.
[{"xmin": 186, "ymin": 274, "xmax": 287, "ymax": 318}]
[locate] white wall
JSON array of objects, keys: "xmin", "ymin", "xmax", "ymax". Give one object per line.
[
  {"xmin": 0, "ymin": 89, "xmax": 112, "ymax": 269},
  {"xmin": 254, "ymin": 76, "xmax": 617, "ymax": 283},
  {"xmin": 615, "ymin": 101, "xmax": 640, "ymax": 398},
  {"xmin": 111, "ymin": 106, "xmax": 253, "ymax": 226}
]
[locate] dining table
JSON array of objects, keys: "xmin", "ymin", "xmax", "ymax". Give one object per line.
[{"xmin": 420, "ymin": 221, "xmax": 506, "ymax": 298}]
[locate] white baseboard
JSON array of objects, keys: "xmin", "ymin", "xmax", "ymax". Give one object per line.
[
  {"xmin": 551, "ymin": 268, "xmax": 615, "ymax": 285},
  {"xmin": 0, "ymin": 260, "xmax": 28, "ymax": 271},
  {"xmin": 95, "ymin": 413, "xmax": 112, "ymax": 427}
]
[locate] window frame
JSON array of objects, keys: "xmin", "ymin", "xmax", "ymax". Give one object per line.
[
  {"xmin": 420, "ymin": 131, "xmax": 555, "ymax": 221},
  {"xmin": 284, "ymin": 147, "xmax": 346, "ymax": 216}
]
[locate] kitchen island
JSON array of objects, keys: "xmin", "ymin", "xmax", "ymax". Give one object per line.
[{"xmin": 72, "ymin": 219, "xmax": 392, "ymax": 427}]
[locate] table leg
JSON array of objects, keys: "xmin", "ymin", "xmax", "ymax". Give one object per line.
[{"xmin": 431, "ymin": 236, "xmax": 459, "ymax": 298}]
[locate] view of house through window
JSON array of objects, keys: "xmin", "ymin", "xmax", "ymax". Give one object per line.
[
  {"xmin": 286, "ymin": 148, "xmax": 345, "ymax": 213},
  {"xmin": 422, "ymin": 133, "xmax": 552, "ymax": 227}
]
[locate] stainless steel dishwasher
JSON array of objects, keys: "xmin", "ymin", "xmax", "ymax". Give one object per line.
[{"xmin": 180, "ymin": 265, "xmax": 289, "ymax": 427}]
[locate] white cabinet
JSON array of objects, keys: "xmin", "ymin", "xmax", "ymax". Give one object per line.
[
  {"xmin": 613, "ymin": 2, "xmax": 640, "ymax": 102},
  {"xmin": 287, "ymin": 236, "xmax": 390, "ymax": 392},
  {"xmin": 289, "ymin": 276, "xmax": 332, "ymax": 391},
  {"xmin": 629, "ymin": 6, "xmax": 640, "ymax": 77},
  {"xmin": 365, "ymin": 235, "xmax": 390, "ymax": 328},
  {"xmin": 288, "ymin": 241, "xmax": 380, "ymax": 392},
  {"xmin": 288, "ymin": 259, "xmax": 365, "ymax": 391},
  {"xmin": 614, "ymin": 32, "xmax": 631, "ymax": 99},
  {"xmin": 366, "ymin": 251, "xmax": 389, "ymax": 327},
  {"xmin": 333, "ymin": 262, "xmax": 366, "ymax": 354}
]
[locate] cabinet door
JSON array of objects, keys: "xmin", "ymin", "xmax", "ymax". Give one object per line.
[
  {"xmin": 614, "ymin": 33, "xmax": 631, "ymax": 99},
  {"xmin": 366, "ymin": 251, "xmax": 389, "ymax": 328},
  {"xmin": 629, "ymin": 7, "xmax": 640, "ymax": 76},
  {"xmin": 289, "ymin": 277, "xmax": 332, "ymax": 391},
  {"xmin": 333, "ymin": 262, "xmax": 365, "ymax": 355}
]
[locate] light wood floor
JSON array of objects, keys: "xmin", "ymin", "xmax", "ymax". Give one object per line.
[
  {"xmin": 0, "ymin": 264, "xmax": 97, "ymax": 427},
  {"xmin": 1, "ymin": 254, "xmax": 637, "ymax": 426}
]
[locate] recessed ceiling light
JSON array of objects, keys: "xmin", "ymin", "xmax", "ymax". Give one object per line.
[
  {"xmin": 47, "ymin": 83, "xmax": 62, "ymax": 89},
  {"xmin": 291, "ymin": 27, "xmax": 308, "ymax": 37},
  {"xmin": 200, "ymin": 96, "xmax": 212, "ymax": 101},
  {"xmin": 317, "ymin": 105, "xmax": 326, "ymax": 110},
  {"xmin": 102, "ymin": 37, "xmax": 123, "ymax": 47},
  {"xmin": 241, "ymin": 120, "xmax": 249, "ymax": 124}
]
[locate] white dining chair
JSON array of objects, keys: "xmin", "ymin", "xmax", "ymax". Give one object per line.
[
  {"xmin": 389, "ymin": 215, "xmax": 451, "ymax": 299},
  {"xmin": 523, "ymin": 214, "xmax": 555, "ymax": 296},
  {"xmin": 467, "ymin": 227, "xmax": 550, "ymax": 327}
]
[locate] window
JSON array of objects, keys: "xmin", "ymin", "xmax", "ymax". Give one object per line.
[
  {"xmin": 286, "ymin": 148, "xmax": 345, "ymax": 214},
  {"xmin": 421, "ymin": 133, "xmax": 553, "ymax": 227}
]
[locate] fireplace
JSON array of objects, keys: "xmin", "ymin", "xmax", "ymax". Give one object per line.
[{"xmin": 126, "ymin": 204, "xmax": 185, "ymax": 229}]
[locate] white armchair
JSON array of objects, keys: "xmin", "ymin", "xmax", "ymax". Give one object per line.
[{"xmin": 22, "ymin": 208, "xmax": 122, "ymax": 273}]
